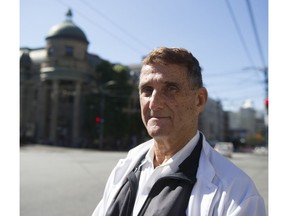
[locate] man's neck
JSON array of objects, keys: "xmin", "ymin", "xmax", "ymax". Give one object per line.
[{"xmin": 152, "ymin": 133, "xmax": 197, "ymax": 167}]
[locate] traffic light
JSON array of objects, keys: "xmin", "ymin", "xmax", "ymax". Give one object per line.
[
  {"xmin": 95, "ymin": 116, "xmax": 101, "ymax": 123},
  {"xmin": 265, "ymin": 98, "xmax": 268, "ymax": 111}
]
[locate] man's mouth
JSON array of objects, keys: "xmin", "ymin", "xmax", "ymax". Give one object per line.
[
  {"xmin": 149, "ymin": 115, "xmax": 169, "ymax": 120},
  {"xmin": 148, "ymin": 111, "xmax": 170, "ymax": 121}
]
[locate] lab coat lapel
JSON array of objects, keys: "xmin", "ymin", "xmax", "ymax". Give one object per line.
[{"xmin": 193, "ymin": 137, "xmax": 218, "ymax": 216}]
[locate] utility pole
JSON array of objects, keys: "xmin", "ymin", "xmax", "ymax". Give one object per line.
[
  {"xmin": 243, "ymin": 66, "xmax": 268, "ymax": 112},
  {"xmin": 243, "ymin": 66, "xmax": 268, "ymax": 146},
  {"xmin": 263, "ymin": 67, "xmax": 268, "ymax": 114}
]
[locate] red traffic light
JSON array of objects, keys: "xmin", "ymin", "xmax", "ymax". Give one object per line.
[
  {"xmin": 265, "ymin": 98, "xmax": 268, "ymax": 112},
  {"xmin": 95, "ymin": 116, "xmax": 101, "ymax": 123},
  {"xmin": 265, "ymin": 98, "xmax": 268, "ymax": 106}
]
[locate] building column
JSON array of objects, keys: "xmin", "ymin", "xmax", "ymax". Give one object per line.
[
  {"xmin": 49, "ymin": 80, "xmax": 59, "ymax": 144},
  {"xmin": 20, "ymin": 83, "xmax": 25, "ymax": 131},
  {"xmin": 37, "ymin": 81, "xmax": 47, "ymax": 141},
  {"xmin": 72, "ymin": 81, "xmax": 82, "ymax": 144}
]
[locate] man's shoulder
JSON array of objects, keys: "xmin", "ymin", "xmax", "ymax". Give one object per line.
[
  {"xmin": 201, "ymin": 140, "xmax": 257, "ymax": 191},
  {"xmin": 204, "ymin": 142, "xmax": 249, "ymax": 176}
]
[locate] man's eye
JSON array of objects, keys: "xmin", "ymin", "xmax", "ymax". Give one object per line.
[
  {"xmin": 141, "ymin": 86, "xmax": 153, "ymax": 96},
  {"xmin": 167, "ymin": 85, "xmax": 179, "ymax": 92}
]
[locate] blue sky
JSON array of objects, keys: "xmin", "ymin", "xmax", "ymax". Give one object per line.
[{"xmin": 19, "ymin": 0, "xmax": 268, "ymax": 112}]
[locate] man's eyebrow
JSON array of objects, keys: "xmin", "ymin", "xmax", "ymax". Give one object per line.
[
  {"xmin": 138, "ymin": 81, "xmax": 148, "ymax": 87},
  {"xmin": 139, "ymin": 80, "xmax": 180, "ymax": 87},
  {"xmin": 164, "ymin": 81, "xmax": 180, "ymax": 87},
  {"xmin": 138, "ymin": 81, "xmax": 151, "ymax": 90}
]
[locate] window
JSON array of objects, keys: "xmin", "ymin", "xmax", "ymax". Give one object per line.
[
  {"xmin": 65, "ymin": 46, "xmax": 74, "ymax": 57},
  {"xmin": 48, "ymin": 47, "xmax": 54, "ymax": 56}
]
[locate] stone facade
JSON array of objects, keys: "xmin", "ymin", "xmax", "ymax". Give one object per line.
[{"xmin": 20, "ymin": 11, "xmax": 102, "ymax": 146}]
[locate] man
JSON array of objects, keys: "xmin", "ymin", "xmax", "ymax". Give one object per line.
[{"xmin": 92, "ymin": 47, "xmax": 266, "ymax": 215}]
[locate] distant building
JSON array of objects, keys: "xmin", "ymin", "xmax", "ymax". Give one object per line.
[
  {"xmin": 20, "ymin": 10, "xmax": 102, "ymax": 146},
  {"xmin": 199, "ymin": 98, "xmax": 224, "ymax": 142},
  {"xmin": 226, "ymin": 99, "xmax": 266, "ymax": 144},
  {"xmin": 239, "ymin": 100, "xmax": 256, "ymax": 137},
  {"xmin": 226, "ymin": 111, "xmax": 248, "ymax": 142}
]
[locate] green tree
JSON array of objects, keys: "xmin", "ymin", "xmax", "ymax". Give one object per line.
[{"xmin": 83, "ymin": 60, "xmax": 146, "ymax": 149}]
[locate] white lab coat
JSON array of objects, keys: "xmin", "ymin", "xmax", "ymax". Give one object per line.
[{"xmin": 92, "ymin": 133, "xmax": 266, "ymax": 216}]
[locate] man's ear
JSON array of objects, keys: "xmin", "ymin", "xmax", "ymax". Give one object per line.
[{"xmin": 196, "ymin": 87, "xmax": 208, "ymax": 113}]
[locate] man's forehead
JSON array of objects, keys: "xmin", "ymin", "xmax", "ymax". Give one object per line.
[
  {"xmin": 139, "ymin": 73, "xmax": 187, "ymax": 89},
  {"xmin": 141, "ymin": 63, "xmax": 187, "ymax": 75},
  {"xmin": 141, "ymin": 64, "xmax": 187, "ymax": 79}
]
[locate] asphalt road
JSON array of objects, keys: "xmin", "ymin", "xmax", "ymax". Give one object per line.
[{"xmin": 20, "ymin": 144, "xmax": 268, "ymax": 216}]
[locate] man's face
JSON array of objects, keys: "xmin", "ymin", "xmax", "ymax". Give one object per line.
[{"xmin": 139, "ymin": 63, "xmax": 207, "ymax": 143}]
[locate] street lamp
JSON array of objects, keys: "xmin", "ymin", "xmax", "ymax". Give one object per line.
[{"xmin": 98, "ymin": 80, "xmax": 116, "ymax": 149}]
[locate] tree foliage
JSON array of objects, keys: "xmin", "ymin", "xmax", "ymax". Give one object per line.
[{"xmin": 83, "ymin": 60, "xmax": 146, "ymax": 149}]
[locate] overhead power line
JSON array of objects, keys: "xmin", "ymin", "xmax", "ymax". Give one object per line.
[
  {"xmin": 56, "ymin": 0, "xmax": 146, "ymax": 55},
  {"xmin": 206, "ymin": 79, "xmax": 262, "ymax": 91},
  {"xmin": 225, "ymin": 0, "xmax": 268, "ymax": 110},
  {"xmin": 245, "ymin": 0, "xmax": 268, "ymax": 103},
  {"xmin": 225, "ymin": 0, "xmax": 256, "ymax": 67},
  {"xmin": 81, "ymin": 0, "xmax": 151, "ymax": 52},
  {"xmin": 246, "ymin": 0, "xmax": 267, "ymax": 67}
]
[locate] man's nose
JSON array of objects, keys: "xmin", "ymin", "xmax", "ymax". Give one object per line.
[{"xmin": 149, "ymin": 90, "xmax": 164, "ymax": 110}]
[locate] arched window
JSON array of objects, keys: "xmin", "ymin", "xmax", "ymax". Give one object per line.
[{"xmin": 65, "ymin": 46, "xmax": 74, "ymax": 57}]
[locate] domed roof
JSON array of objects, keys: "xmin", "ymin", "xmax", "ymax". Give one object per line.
[
  {"xmin": 242, "ymin": 99, "xmax": 254, "ymax": 109},
  {"xmin": 46, "ymin": 9, "xmax": 89, "ymax": 44},
  {"xmin": 20, "ymin": 51, "xmax": 32, "ymax": 66}
]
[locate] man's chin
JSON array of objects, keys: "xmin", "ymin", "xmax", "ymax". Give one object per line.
[{"xmin": 147, "ymin": 128, "xmax": 170, "ymax": 139}]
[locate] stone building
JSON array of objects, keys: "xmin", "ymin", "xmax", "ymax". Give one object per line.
[
  {"xmin": 20, "ymin": 10, "xmax": 102, "ymax": 146},
  {"xmin": 199, "ymin": 98, "xmax": 224, "ymax": 142}
]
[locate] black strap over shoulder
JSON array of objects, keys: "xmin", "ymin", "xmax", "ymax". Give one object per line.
[
  {"xmin": 105, "ymin": 151, "xmax": 146, "ymax": 216},
  {"xmin": 106, "ymin": 134, "xmax": 203, "ymax": 216},
  {"xmin": 138, "ymin": 133, "xmax": 203, "ymax": 216}
]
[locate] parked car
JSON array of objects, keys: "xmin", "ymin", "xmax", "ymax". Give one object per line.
[
  {"xmin": 253, "ymin": 146, "xmax": 268, "ymax": 155},
  {"xmin": 214, "ymin": 142, "xmax": 234, "ymax": 158}
]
